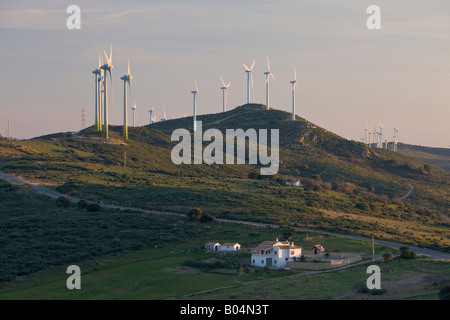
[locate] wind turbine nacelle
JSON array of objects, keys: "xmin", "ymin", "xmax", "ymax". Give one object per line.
[
  {"xmin": 92, "ymin": 69, "xmax": 101, "ymax": 74},
  {"xmin": 101, "ymin": 64, "xmax": 113, "ymax": 71}
]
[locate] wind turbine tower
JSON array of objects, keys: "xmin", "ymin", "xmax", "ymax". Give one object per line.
[
  {"xmin": 131, "ymin": 102, "xmax": 137, "ymax": 127},
  {"xmin": 379, "ymin": 125, "xmax": 383, "ymax": 148},
  {"xmin": 148, "ymin": 108, "xmax": 154, "ymax": 124},
  {"xmin": 264, "ymin": 55, "xmax": 275, "ymax": 110},
  {"xmin": 100, "ymin": 45, "xmax": 113, "ymax": 139},
  {"xmin": 364, "ymin": 127, "xmax": 368, "ymax": 145},
  {"xmin": 368, "ymin": 132, "xmax": 371, "ymax": 147},
  {"xmin": 191, "ymin": 81, "xmax": 199, "ymax": 132},
  {"xmin": 92, "ymin": 52, "xmax": 102, "ymax": 131},
  {"xmin": 120, "ymin": 58, "xmax": 132, "ymax": 139},
  {"xmin": 220, "ymin": 77, "xmax": 231, "ymax": 112},
  {"xmin": 242, "ymin": 60, "xmax": 255, "ymax": 104},
  {"xmin": 290, "ymin": 64, "xmax": 299, "ymax": 121}
]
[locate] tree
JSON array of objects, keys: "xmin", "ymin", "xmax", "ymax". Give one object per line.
[
  {"xmin": 356, "ymin": 202, "xmax": 370, "ymax": 211},
  {"xmin": 86, "ymin": 203, "xmax": 101, "ymax": 212},
  {"xmin": 187, "ymin": 208, "xmax": 202, "ymax": 221},
  {"xmin": 399, "ymin": 246, "xmax": 417, "ymax": 259}
]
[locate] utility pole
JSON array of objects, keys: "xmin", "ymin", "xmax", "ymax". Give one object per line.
[
  {"xmin": 7, "ymin": 120, "xmax": 11, "ymax": 140},
  {"xmin": 372, "ymin": 235, "xmax": 375, "ymax": 262},
  {"xmin": 81, "ymin": 108, "xmax": 86, "ymax": 130}
]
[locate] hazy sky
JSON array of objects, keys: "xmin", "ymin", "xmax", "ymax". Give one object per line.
[{"xmin": 1, "ymin": 0, "xmax": 449, "ymax": 147}]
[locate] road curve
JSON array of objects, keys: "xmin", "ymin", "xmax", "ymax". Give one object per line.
[{"xmin": 1, "ymin": 171, "xmax": 449, "ymax": 261}]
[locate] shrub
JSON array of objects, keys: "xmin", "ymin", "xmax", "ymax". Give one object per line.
[
  {"xmin": 306, "ymin": 200, "xmax": 320, "ymax": 208},
  {"xmin": 56, "ymin": 196, "xmax": 70, "ymax": 208},
  {"xmin": 382, "ymin": 252, "xmax": 393, "ymax": 262},
  {"xmin": 188, "ymin": 208, "xmax": 202, "ymax": 221},
  {"xmin": 77, "ymin": 200, "xmax": 88, "ymax": 209},
  {"xmin": 399, "ymin": 246, "xmax": 417, "ymax": 259},
  {"xmin": 336, "ymin": 182, "xmax": 357, "ymax": 193},
  {"xmin": 200, "ymin": 213, "xmax": 216, "ymax": 223},
  {"xmin": 355, "ymin": 202, "xmax": 370, "ymax": 211}
]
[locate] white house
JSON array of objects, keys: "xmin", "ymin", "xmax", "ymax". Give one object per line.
[
  {"xmin": 205, "ymin": 242, "xmax": 221, "ymax": 251},
  {"xmin": 285, "ymin": 180, "xmax": 302, "ymax": 187},
  {"xmin": 251, "ymin": 239, "xmax": 302, "ymax": 268},
  {"xmin": 218, "ymin": 243, "xmax": 241, "ymax": 252}
]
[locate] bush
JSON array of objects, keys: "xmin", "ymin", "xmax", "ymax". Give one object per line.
[
  {"xmin": 200, "ymin": 213, "xmax": 216, "ymax": 223},
  {"xmin": 399, "ymin": 246, "xmax": 417, "ymax": 259},
  {"xmin": 382, "ymin": 252, "xmax": 393, "ymax": 262},
  {"xmin": 56, "ymin": 196, "xmax": 70, "ymax": 208},
  {"xmin": 86, "ymin": 203, "xmax": 101, "ymax": 212},
  {"xmin": 77, "ymin": 200, "xmax": 88, "ymax": 209},
  {"xmin": 188, "ymin": 208, "xmax": 202, "ymax": 221},
  {"xmin": 355, "ymin": 202, "xmax": 370, "ymax": 211},
  {"xmin": 306, "ymin": 200, "xmax": 320, "ymax": 208}
]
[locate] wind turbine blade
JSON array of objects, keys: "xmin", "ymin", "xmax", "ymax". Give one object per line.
[
  {"xmin": 109, "ymin": 44, "xmax": 113, "ymax": 64},
  {"xmin": 127, "ymin": 57, "xmax": 130, "ymax": 76},
  {"xmin": 104, "ymin": 50, "xmax": 108, "ymax": 63},
  {"xmin": 98, "ymin": 51, "xmax": 101, "ymax": 68},
  {"xmin": 294, "ymin": 64, "xmax": 297, "ymax": 81},
  {"xmin": 195, "ymin": 80, "xmax": 198, "ymax": 93},
  {"xmin": 266, "ymin": 55, "xmax": 270, "ymax": 71},
  {"xmin": 242, "ymin": 63, "xmax": 250, "ymax": 71},
  {"xmin": 250, "ymin": 59, "xmax": 255, "ymax": 70},
  {"xmin": 250, "ymin": 72, "xmax": 254, "ymax": 89},
  {"xmin": 220, "ymin": 76, "xmax": 225, "ymax": 87},
  {"xmin": 226, "ymin": 82, "xmax": 231, "ymax": 88},
  {"xmin": 271, "ymin": 73, "xmax": 275, "ymax": 80}
]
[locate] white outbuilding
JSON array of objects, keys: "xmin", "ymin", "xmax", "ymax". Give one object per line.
[
  {"xmin": 251, "ymin": 239, "xmax": 302, "ymax": 268},
  {"xmin": 218, "ymin": 243, "xmax": 241, "ymax": 252}
]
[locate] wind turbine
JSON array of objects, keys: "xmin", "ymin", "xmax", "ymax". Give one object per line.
[
  {"xmin": 131, "ymin": 101, "xmax": 137, "ymax": 127},
  {"xmin": 100, "ymin": 45, "xmax": 113, "ymax": 139},
  {"xmin": 290, "ymin": 64, "xmax": 300, "ymax": 121},
  {"xmin": 264, "ymin": 55, "xmax": 275, "ymax": 110},
  {"xmin": 120, "ymin": 58, "xmax": 132, "ymax": 139},
  {"xmin": 92, "ymin": 52, "xmax": 102, "ymax": 131},
  {"xmin": 220, "ymin": 77, "xmax": 231, "ymax": 112},
  {"xmin": 242, "ymin": 60, "xmax": 255, "ymax": 104},
  {"xmin": 148, "ymin": 108, "xmax": 155, "ymax": 124},
  {"xmin": 191, "ymin": 81, "xmax": 199, "ymax": 132}
]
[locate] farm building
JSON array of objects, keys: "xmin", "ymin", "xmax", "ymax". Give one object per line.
[
  {"xmin": 311, "ymin": 244, "xmax": 325, "ymax": 255},
  {"xmin": 205, "ymin": 242, "xmax": 241, "ymax": 252},
  {"xmin": 205, "ymin": 242, "xmax": 221, "ymax": 251},
  {"xmin": 251, "ymin": 239, "xmax": 302, "ymax": 268}
]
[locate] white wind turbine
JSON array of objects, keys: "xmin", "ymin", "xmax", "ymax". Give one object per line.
[
  {"xmin": 92, "ymin": 52, "xmax": 102, "ymax": 131},
  {"xmin": 148, "ymin": 108, "xmax": 156, "ymax": 124},
  {"xmin": 264, "ymin": 55, "xmax": 275, "ymax": 110},
  {"xmin": 100, "ymin": 45, "xmax": 114, "ymax": 139},
  {"xmin": 191, "ymin": 81, "xmax": 199, "ymax": 132},
  {"xmin": 120, "ymin": 58, "xmax": 132, "ymax": 139},
  {"xmin": 220, "ymin": 77, "xmax": 231, "ymax": 112},
  {"xmin": 131, "ymin": 101, "xmax": 137, "ymax": 127},
  {"xmin": 242, "ymin": 60, "xmax": 255, "ymax": 104},
  {"xmin": 290, "ymin": 64, "xmax": 300, "ymax": 121}
]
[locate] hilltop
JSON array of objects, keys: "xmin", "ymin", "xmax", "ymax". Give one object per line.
[{"xmin": 0, "ymin": 104, "xmax": 449, "ymax": 252}]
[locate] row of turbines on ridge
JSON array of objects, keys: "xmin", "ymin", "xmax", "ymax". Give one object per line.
[
  {"xmin": 91, "ymin": 46, "xmax": 300, "ymax": 140},
  {"xmin": 364, "ymin": 126, "xmax": 399, "ymax": 151}
]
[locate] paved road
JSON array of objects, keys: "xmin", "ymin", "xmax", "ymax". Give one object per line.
[{"xmin": 1, "ymin": 171, "xmax": 449, "ymax": 261}]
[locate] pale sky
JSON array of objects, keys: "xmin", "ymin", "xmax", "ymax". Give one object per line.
[{"xmin": 1, "ymin": 0, "xmax": 449, "ymax": 147}]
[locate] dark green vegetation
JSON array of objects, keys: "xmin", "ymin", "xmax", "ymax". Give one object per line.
[{"xmin": 0, "ymin": 104, "xmax": 449, "ymax": 255}]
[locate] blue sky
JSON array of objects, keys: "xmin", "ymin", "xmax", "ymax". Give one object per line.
[{"xmin": 1, "ymin": 0, "xmax": 449, "ymax": 147}]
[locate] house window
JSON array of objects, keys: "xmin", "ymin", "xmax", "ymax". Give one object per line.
[
  {"xmin": 274, "ymin": 260, "xmax": 277, "ymax": 264},
  {"xmin": 261, "ymin": 260, "xmax": 264, "ymax": 264},
  {"xmin": 261, "ymin": 250, "xmax": 264, "ymax": 255},
  {"xmin": 274, "ymin": 251, "xmax": 277, "ymax": 255},
  {"xmin": 252, "ymin": 260, "xmax": 255, "ymax": 264},
  {"xmin": 285, "ymin": 258, "xmax": 288, "ymax": 261}
]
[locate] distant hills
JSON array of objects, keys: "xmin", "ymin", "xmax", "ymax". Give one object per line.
[
  {"xmin": 396, "ymin": 143, "xmax": 450, "ymax": 171},
  {"xmin": 1, "ymin": 104, "xmax": 449, "ymax": 251}
]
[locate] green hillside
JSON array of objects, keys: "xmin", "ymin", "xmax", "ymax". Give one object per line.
[{"xmin": 1, "ymin": 104, "xmax": 449, "ymax": 252}]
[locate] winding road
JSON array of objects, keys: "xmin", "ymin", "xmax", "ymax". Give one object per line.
[{"xmin": 1, "ymin": 171, "xmax": 449, "ymax": 261}]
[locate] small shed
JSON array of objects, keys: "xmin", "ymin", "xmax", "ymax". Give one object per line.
[
  {"xmin": 218, "ymin": 243, "xmax": 241, "ymax": 252},
  {"xmin": 311, "ymin": 244, "xmax": 325, "ymax": 255},
  {"xmin": 205, "ymin": 242, "xmax": 221, "ymax": 251}
]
